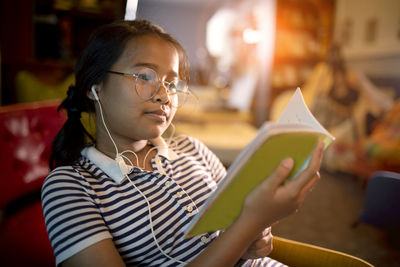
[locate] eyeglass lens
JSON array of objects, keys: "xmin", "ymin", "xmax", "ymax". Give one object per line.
[{"xmin": 134, "ymin": 68, "xmax": 187, "ymax": 107}]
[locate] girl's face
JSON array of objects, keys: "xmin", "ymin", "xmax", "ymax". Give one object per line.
[{"xmin": 97, "ymin": 35, "xmax": 180, "ymax": 144}]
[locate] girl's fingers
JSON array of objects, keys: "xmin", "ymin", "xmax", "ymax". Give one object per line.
[
  {"xmin": 300, "ymin": 171, "xmax": 320, "ymax": 195},
  {"xmin": 253, "ymin": 227, "xmax": 271, "ymax": 240},
  {"xmin": 291, "ymin": 141, "xmax": 324, "ymax": 190},
  {"xmin": 256, "ymin": 245, "xmax": 273, "ymax": 257},
  {"xmin": 297, "ymin": 172, "xmax": 320, "ymax": 203},
  {"xmin": 256, "ymin": 234, "xmax": 272, "ymax": 248},
  {"xmin": 265, "ymin": 157, "xmax": 294, "ymax": 188},
  {"xmin": 255, "ymin": 235, "xmax": 273, "ymax": 256},
  {"xmin": 263, "ymin": 227, "xmax": 271, "ymax": 236}
]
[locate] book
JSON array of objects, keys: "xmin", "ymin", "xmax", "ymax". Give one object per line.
[{"xmin": 184, "ymin": 88, "xmax": 335, "ymax": 238}]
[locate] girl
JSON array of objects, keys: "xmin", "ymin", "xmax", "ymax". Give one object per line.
[{"xmin": 41, "ymin": 20, "xmax": 324, "ymax": 267}]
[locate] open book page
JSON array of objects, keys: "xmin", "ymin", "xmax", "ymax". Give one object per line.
[
  {"xmin": 184, "ymin": 88, "xmax": 334, "ymax": 238},
  {"xmin": 277, "ymin": 87, "xmax": 334, "ymax": 141}
]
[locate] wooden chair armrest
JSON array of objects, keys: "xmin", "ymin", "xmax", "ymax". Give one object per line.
[{"xmin": 269, "ymin": 236, "xmax": 373, "ymax": 267}]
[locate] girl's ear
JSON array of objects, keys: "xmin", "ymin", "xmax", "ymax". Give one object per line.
[{"xmin": 87, "ymin": 84, "xmax": 102, "ymax": 101}]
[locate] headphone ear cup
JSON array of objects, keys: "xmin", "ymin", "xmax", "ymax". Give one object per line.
[{"xmin": 91, "ymin": 85, "xmax": 100, "ymax": 101}]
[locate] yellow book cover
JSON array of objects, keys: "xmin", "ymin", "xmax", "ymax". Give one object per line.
[{"xmin": 184, "ymin": 88, "xmax": 335, "ymax": 238}]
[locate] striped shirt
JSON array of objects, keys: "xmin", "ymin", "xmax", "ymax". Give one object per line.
[{"xmin": 41, "ymin": 135, "xmax": 285, "ymax": 266}]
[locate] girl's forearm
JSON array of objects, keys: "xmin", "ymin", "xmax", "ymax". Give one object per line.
[{"xmin": 187, "ymin": 214, "xmax": 269, "ymax": 267}]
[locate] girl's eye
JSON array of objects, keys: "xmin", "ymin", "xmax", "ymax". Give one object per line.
[
  {"xmin": 138, "ymin": 74, "xmax": 153, "ymax": 81},
  {"xmin": 168, "ymin": 82, "xmax": 178, "ymax": 90}
]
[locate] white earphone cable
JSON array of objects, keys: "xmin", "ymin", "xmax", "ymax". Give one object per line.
[
  {"xmin": 126, "ymin": 175, "xmax": 188, "ymax": 264},
  {"xmin": 119, "ymin": 150, "xmax": 139, "ymax": 167},
  {"xmin": 96, "ymin": 99, "xmax": 120, "ymax": 157},
  {"xmin": 142, "ymin": 146, "xmax": 159, "ymax": 170},
  {"xmin": 94, "ymin": 94, "xmax": 188, "ymax": 264}
]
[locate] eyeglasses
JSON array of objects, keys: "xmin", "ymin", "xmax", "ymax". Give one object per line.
[{"xmin": 106, "ymin": 67, "xmax": 189, "ymax": 107}]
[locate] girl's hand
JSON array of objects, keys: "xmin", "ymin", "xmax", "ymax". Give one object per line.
[
  {"xmin": 241, "ymin": 227, "xmax": 273, "ymax": 259},
  {"xmin": 240, "ymin": 141, "xmax": 324, "ymax": 231},
  {"xmin": 188, "ymin": 142, "xmax": 324, "ymax": 267}
]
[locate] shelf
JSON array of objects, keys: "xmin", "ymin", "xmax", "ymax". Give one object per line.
[
  {"xmin": 0, "ymin": 0, "xmax": 126, "ymax": 105},
  {"xmin": 270, "ymin": 0, "xmax": 333, "ymax": 96},
  {"xmin": 33, "ymin": 1, "xmax": 126, "ymax": 61}
]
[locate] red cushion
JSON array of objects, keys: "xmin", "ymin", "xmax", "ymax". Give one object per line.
[
  {"xmin": 0, "ymin": 201, "xmax": 55, "ymax": 266},
  {"xmin": 0, "ymin": 100, "xmax": 65, "ymax": 208}
]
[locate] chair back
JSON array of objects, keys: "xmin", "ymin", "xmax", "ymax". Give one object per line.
[
  {"xmin": 359, "ymin": 171, "xmax": 400, "ymax": 228},
  {"xmin": 0, "ymin": 100, "xmax": 65, "ymax": 209},
  {"xmin": 0, "ymin": 100, "xmax": 65, "ymax": 267}
]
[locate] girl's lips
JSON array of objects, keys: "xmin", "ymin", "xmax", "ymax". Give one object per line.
[{"xmin": 144, "ymin": 110, "xmax": 168, "ymax": 122}]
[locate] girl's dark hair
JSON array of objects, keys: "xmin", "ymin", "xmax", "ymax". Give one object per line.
[{"xmin": 50, "ymin": 20, "xmax": 190, "ymax": 169}]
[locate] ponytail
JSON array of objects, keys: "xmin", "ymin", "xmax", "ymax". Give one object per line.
[{"xmin": 49, "ymin": 86, "xmax": 94, "ymax": 170}]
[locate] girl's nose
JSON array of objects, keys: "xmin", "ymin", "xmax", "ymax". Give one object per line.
[{"xmin": 152, "ymin": 83, "xmax": 170, "ymax": 105}]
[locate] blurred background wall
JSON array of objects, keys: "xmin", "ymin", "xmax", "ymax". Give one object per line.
[
  {"xmin": 334, "ymin": 0, "xmax": 400, "ymax": 78},
  {"xmin": 2, "ymin": 0, "xmax": 399, "ymax": 105}
]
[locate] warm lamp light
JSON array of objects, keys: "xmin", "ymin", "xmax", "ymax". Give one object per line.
[
  {"xmin": 125, "ymin": 0, "xmax": 138, "ymax": 20},
  {"xmin": 243, "ymin": 28, "xmax": 261, "ymax": 44}
]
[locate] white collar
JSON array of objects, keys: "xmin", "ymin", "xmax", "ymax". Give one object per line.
[
  {"xmin": 81, "ymin": 138, "xmax": 178, "ymax": 184},
  {"xmin": 149, "ymin": 137, "xmax": 179, "ymax": 161}
]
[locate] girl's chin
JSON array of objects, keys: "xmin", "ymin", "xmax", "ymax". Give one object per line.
[
  {"xmin": 147, "ymin": 125, "xmax": 170, "ymax": 139},
  {"xmin": 136, "ymin": 119, "xmax": 172, "ymax": 139}
]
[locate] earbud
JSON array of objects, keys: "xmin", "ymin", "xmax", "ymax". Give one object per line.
[{"xmin": 91, "ymin": 85, "xmax": 99, "ymax": 101}]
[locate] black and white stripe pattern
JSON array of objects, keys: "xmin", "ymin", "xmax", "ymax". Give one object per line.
[{"xmin": 42, "ymin": 135, "xmax": 286, "ymax": 266}]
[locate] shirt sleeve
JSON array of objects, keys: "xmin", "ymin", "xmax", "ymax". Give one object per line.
[
  {"xmin": 187, "ymin": 136, "xmax": 227, "ymax": 184},
  {"xmin": 41, "ymin": 166, "xmax": 112, "ymax": 266}
]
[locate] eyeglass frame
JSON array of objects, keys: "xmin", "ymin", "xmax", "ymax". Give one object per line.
[{"xmin": 105, "ymin": 69, "xmax": 190, "ymax": 103}]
